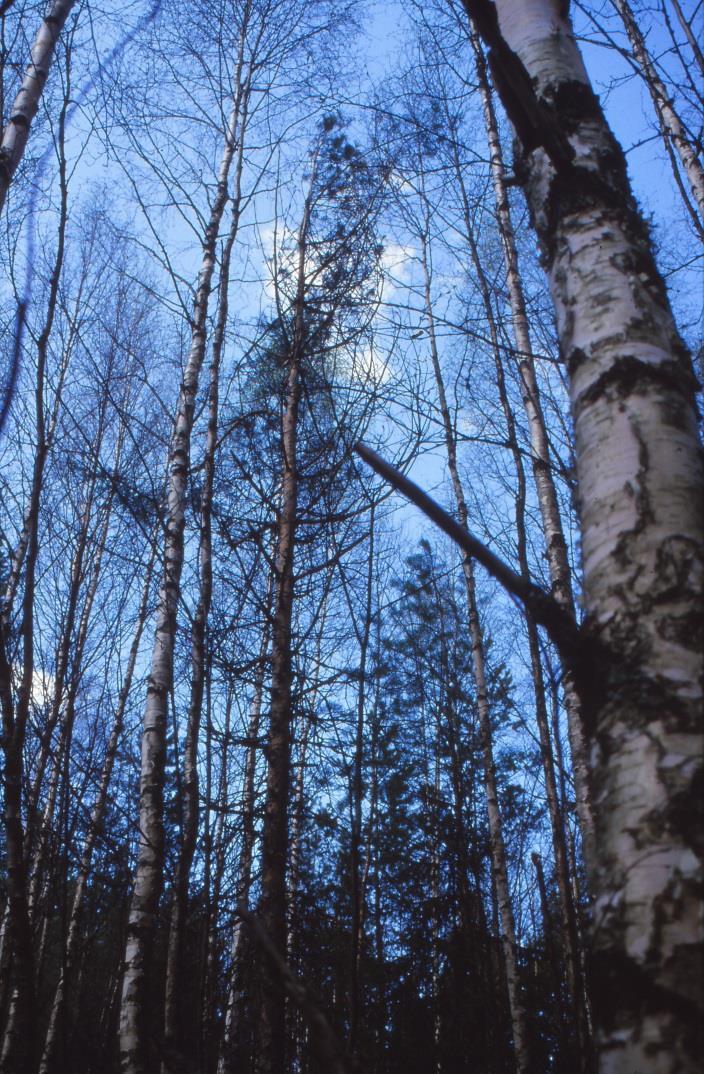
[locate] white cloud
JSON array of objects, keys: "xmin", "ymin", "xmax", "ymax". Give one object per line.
[
  {"xmin": 346, "ymin": 344, "xmax": 391, "ymax": 387},
  {"xmin": 12, "ymin": 665, "xmax": 57, "ymax": 709},
  {"xmin": 380, "ymin": 242, "xmax": 415, "ymax": 302}
]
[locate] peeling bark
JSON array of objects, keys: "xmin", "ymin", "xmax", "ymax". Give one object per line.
[{"xmin": 468, "ymin": 1, "xmax": 704, "ymax": 1068}]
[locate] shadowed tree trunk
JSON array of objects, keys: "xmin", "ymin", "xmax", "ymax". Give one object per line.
[{"xmin": 257, "ymin": 179, "xmax": 313, "ymax": 1074}]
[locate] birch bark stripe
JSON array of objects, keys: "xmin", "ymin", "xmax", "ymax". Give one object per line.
[
  {"xmin": 0, "ymin": 0, "xmax": 77, "ymax": 212},
  {"xmin": 611, "ymin": 0, "xmax": 704, "ymax": 229},
  {"xmin": 486, "ymin": 1, "xmax": 704, "ymax": 1070},
  {"xmin": 118, "ymin": 81, "xmax": 243, "ymax": 1074}
]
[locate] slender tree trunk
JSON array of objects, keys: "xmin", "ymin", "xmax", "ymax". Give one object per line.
[
  {"xmin": 38, "ymin": 544, "xmax": 156, "ymax": 1074},
  {"xmin": 668, "ymin": 0, "xmax": 704, "ymax": 79},
  {"xmin": 203, "ymin": 690, "xmax": 231, "ymax": 1074},
  {"xmin": 0, "ymin": 54, "xmax": 72, "ymax": 1067},
  {"xmin": 257, "ymin": 360, "xmax": 301, "ymax": 1074},
  {"xmin": 0, "ymin": 638, "xmax": 34, "ymax": 1074},
  {"xmin": 439, "ymin": 123, "xmax": 593, "ymax": 1061},
  {"xmin": 2, "ymin": 333, "xmax": 71, "ymax": 621},
  {"xmin": 348, "ymin": 509, "xmax": 374, "ymax": 1054},
  {"xmin": 286, "ymin": 706, "xmax": 312, "ymax": 955},
  {"xmin": 467, "ymin": 28, "xmax": 596, "ymax": 863},
  {"xmin": 420, "ymin": 233, "xmax": 529, "ymax": 1073},
  {"xmin": 611, "ymin": 0, "xmax": 704, "ymax": 231},
  {"xmin": 371, "ymin": 830, "xmax": 386, "ymax": 1074},
  {"xmin": 162, "ymin": 108, "xmax": 248, "ymax": 1069},
  {"xmin": 531, "ymin": 851, "xmax": 571, "ymax": 1039},
  {"xmin": 118, "ymin": 73, "xmax": 244, "ymax": 1074},
  {"xmin": 0, "ymin": 0, "xmax": 77, "ymax": 212},
  {"xmin": 443, "ymin": 674, "xmax": 498, "ymax": 1055},
  {"xmin": 256, "ymin": 171, "xmax": 315, "ymax": 1074},
  {"xmin": 27, "ymin": 412, "xmax": 118, "ymax": 934},
  {"xmin": 424, "ymin": 704, "xmax": 442, "ymax": 1074},
  {"xmin": 218, "ymin": 606, "xmax": 271, "ymax": 1074},
  {"xmin": 472, "ymin": 1, "xmax": 704, "ymax": 1068}
]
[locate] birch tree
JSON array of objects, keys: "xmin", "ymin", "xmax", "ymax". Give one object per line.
[
  {"xmin": 117, "ymin": 46, "xmax": 249, "ymax": 1074},
  {"xmin": 611, "ymin": 0, "xmax": 704, "ymax": 235},
  {"xmin": 458, "ymin": 1, "xmax": 703, "ymax": 1069},
  {"xmin": 0, "ymin": 0, "xmax": 77, "ymax": 212}
]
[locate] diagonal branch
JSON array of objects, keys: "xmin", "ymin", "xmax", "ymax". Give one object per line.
[{"xmin": 354, "ymin": 441, "xmax": 583, "ymax": 660}]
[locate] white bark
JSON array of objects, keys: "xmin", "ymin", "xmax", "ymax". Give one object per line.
[
  {"xmin": 469, "ymin": 30, "xmax": 596, "ymax": 863},
  {"xmin": 0, "ymin": 0, "xmax": 77, "ymax": 211},
  {"xmin": 489, "ymin": 1, "xmax": 704, "ymax": 1069},
  {"xmin": 611, "ymin": 0, "xmax": 704, "ymax": 230},
  {"xmin": 118, "ymin": 88, "xmax": 243, "ymax": 1074}
]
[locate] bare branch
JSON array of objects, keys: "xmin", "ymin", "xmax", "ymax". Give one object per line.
[{"xmin": 354, "ymin": 441, "xmax": 580, "ymax": 657}]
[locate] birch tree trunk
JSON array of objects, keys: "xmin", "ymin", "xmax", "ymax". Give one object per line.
[
  {"xmin": 611, "ymin": 0, "xmax": 704, "ymax": 232},
  {"xmin": 0, "ymin": 0, "xmax": 77, "ymax": 212},
  {"xmin": 420, "ymin": 232, "xmax": 529, "ymax": 1074},
  {"xmin": 162, "ymin": 110, "xmax": 248, "ymax": 1070},
  {"xmin": 0, "ymin": 67, "xmax": 71, "ymax": 1066},
  {"xmin": 0, "ymin": 69, "xmax": 76, "ymax": 1073},
  {"xmin": 468, "ymin": 1, "xmax": 704, "ymax": 1068},
  {"xmin": 38, "ymin": 544, "xmax": 156, "ymax": 1074},
  {"xmin": 467, "ymin": 28, "xmax": 596, "ymax": 864},
  {"xmin": 668, "ymin": 0, "xmax": 704, "ymax": 80},
  {"xmin": 118, "ymin": 79, "xmax": 243, "ymax": 1074}
]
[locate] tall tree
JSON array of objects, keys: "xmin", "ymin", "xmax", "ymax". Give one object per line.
[
  {"xmin": 117, "ymin": 21, "xmax": 251, "ymax": 1071},
  {"xmin": 459, "ymin": 1, "xmax": 703, "ymax": 1070},
  {"xmin": 255, "ymin": 119, "xmax": 382, "ymax": 1074}
]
